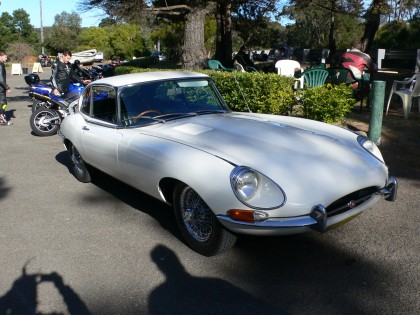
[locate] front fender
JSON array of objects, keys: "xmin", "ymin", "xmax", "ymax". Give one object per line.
[{"xmin": 118, "ymin": 132, "xmax": 245, "ymax": 215}]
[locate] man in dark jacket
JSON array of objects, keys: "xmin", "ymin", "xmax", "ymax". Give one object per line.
[
  {"xmin": 233, "ymin": 46, "xmax": 256, "ymax": 71},
  {"xmin": 51, "ymin": 51, "xmax": 90, "ymax": 97},
  {"xmin": 0, "ymin": 51, "xmax": 11, "ymax": 125}
]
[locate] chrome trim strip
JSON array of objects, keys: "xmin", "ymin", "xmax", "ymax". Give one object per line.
[
  {"xmin": 217, "ymin": 214, "xmax": 318, "ymax": 228},
  {"xmin": 217, "ymin": 204, "xmax": 327, "ymax": 231}
]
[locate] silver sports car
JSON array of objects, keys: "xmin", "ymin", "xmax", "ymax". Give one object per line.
[{"xmin": 59, "ymin": 71, "xmax": 397, "ymax": 256}]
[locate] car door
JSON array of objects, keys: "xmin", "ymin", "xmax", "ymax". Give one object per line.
[{"xmin": 79, "ymin": 85, "xmax": 123, "ymax": 177}]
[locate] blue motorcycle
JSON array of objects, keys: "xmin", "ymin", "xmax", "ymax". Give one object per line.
[{"xmin": 28, "ymin": 81, "xmax": 84, "ymax": 137}]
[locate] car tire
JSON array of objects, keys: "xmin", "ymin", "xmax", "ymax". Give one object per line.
[
  {"xmin": 30, "ymin": 108, "xmax": 61, "ymax": 137},
  {"xmin": 173, "ymin": 183, "xmax": 237, "ymax": 256},
  {"xmin": 70, "ymin": 144, "xmax": 91, "ymax": 183}
]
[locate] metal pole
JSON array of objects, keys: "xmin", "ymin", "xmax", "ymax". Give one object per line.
[
  {"xmin": 367, "ymin": 81, "xmax": 386, "ymax": 145},
  {"xmin": 40, "ymin": 0, "xmax": 44, "ymax": 54}
]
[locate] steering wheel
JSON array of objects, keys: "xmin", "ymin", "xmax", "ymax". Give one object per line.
[{"xmin": 132, "ymin": 110, "xmax": 162, "ymax": 123}]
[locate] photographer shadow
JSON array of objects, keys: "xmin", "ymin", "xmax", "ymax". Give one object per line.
[
  {"xmin": 148, "ymin": 244, "xmax": 286, "ymax": 314},
  {"xmin": 0, "ymin": 264, "xmax": 90, "ymax": 315}
]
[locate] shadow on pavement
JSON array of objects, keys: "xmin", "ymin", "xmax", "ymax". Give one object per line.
[
  {"xmin": 148, "ymin": 244, "xmax": 287, "ymax": 314},
  {"xmin": 0, "ymin": 263, "xmax": 90, "ymax": 314},
  {"xmin": 55, "ymin": 150, "xmax": 182, "ymax": 242}
]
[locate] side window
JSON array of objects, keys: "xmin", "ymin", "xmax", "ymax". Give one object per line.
[
  {"xmin": 80, "ymin": 87, "xmax": 91, "ymax": 115},
  {"xmin": 92, "ymin": 86, "xmax": 117, "ymax": 123}
]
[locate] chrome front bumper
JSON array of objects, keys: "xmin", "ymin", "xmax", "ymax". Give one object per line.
[
  {"xmin": 217, "ymin": 177, "xmax": 398, "ymax": 235},
  {"xmin": 378, "ymin": 176, "xmax": 398, "ymax": 202}
]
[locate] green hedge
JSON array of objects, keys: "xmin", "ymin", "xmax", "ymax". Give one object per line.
[
  {"xmin": 115, "ymin": 66, "xmax": 355, "ymax": 123},
  {"xmin": 200, "ymin": 71, "xmax": 296, "ymax": 115},
  {"xmin": 301, "ymin": 83, "xmax": 354, "ymax": 123}
]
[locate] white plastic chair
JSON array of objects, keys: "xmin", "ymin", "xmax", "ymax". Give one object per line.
[
  {"xmin": 274, "ymin": 60, "xmax": 303, "ymax": 89},
  {"xmin": 275, "ymin": 60, "xmax": 301, "ymax": 76},
  {"xmin": 386, "ymin": 73, "xmax": 420, "ymax": 119}
]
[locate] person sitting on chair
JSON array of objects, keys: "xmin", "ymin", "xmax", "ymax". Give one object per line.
[
  {"xmin": 233, "ymin": 46, "xmax": 255, "ymax": 71},
  {"xmin": 339, "ymin": 40, "xmax": 377, "ymax": 98}
]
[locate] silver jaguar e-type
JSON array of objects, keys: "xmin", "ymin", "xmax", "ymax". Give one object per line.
[{"xmin": 59, "ymin": 71, "xmax": 397, "ymax": 256}]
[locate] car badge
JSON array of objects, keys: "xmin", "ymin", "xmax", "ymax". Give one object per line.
[{"xmin": 347, "ymin": 200, "xmax": 356, "ymax": 208}]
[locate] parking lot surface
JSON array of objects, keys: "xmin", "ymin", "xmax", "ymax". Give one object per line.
[{"xmin": 0, "ymin": 68, "xmax": 419, "ymax": 314}]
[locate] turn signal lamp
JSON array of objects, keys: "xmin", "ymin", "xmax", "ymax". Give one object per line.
[{"xmin": 227, "ymin": 209, "xmax": 268, "ymax": 222}]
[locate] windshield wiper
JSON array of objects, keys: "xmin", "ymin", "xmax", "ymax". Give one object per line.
[
  {"xmin": 134, "ymin": 110, "xmax": 225, "ymax": 124},
  {"xmin": 193, "ymin": 109, "xmax": 227, "ymax": 115},
  {"xmin": 154, "ymin": 112, "xmax": 197, "ymax": 120}
]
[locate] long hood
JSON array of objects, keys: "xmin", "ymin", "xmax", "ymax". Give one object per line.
[{"xmin": 144, "ymin": 112, "xmax": 388, "ymax": 208}]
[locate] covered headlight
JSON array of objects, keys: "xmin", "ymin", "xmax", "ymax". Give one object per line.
[
  {"xmin": 357, "ymin": 135, "xmax": 384, "ymax": 163},
  {"xmin": 230, "ymin": 166, "xmax": 286, "ymax": 209}
]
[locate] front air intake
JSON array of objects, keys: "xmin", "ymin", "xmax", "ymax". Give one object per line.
[{"xmin": 326, "ymin": 186, "xmax": 378, "ymax": 217}]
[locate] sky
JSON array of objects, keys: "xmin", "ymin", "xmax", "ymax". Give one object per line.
[{"xmin": 0, "ymin": 0, "xmax": 105, "ymax": 28}]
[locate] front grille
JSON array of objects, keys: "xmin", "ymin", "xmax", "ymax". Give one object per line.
[{"xmin": 326, "ymin": 186, "xmax": 378, "ymax": 217}]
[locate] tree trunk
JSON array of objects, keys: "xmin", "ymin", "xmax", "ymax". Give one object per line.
[
  {"xmin": 215, "ymin": 2, "xmax": 233, "ymax": 67},
  {"xmin": 328, "ymin": 0, "xmax": 336, "ymax": 64},
  {"xmin": 362, "ymin": 0, "xmax": 383, "ymax": 53},
  {"xmin": 182, "ymin": 6, "xmax": 212, "ymax": 70}
]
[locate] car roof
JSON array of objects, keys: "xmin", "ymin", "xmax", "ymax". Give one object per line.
[{"xmin": 91, "ymin": 71, "xmax": 210, "ymax": 88}]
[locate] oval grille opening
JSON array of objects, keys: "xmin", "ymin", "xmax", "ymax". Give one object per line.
[{"xmin": 326, "ymin": 186, "xmax": 378, "ymax": 217}]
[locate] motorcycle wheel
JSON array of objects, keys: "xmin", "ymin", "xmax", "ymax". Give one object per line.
[
  {"xmin": 32, "ymin": 100, "xmax": 51, "ymax": 113},
  {"xmin": 30, "ymin": 108, "xmax": 61, "ymax": 137}
]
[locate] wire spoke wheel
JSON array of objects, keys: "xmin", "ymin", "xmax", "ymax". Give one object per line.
[
  {"xmin": 173, "ymin": 183, "xmax": 237, "ymax": 256},
  {"xmin": 180, "ymin": 186, "xmax": 213, "ymax": 242},
  {"xmin": 70, "ymin": 144, "xmax": 91, "ymax": 183}
]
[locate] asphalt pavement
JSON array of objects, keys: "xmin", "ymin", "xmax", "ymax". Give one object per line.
[{"xmin": 0, "ymin": 68, "xmax": 418, "ymax": 314}]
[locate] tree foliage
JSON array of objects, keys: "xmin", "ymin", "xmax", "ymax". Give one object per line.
[
  {"xmin": 0, "ymin": 1, "xmax": 417, "ymax": 64},
  {"xmin": 382, "ymin": 0, "xmax": 420, "ymax": 22},
  {"xmin": 0, "ymin": 9, "xmax": 37, "ymax": 50},
  {"xmin": 283, "ymin": 0, "xmax": 365, "ymax": 50},
  {"xmin": 44, "ymin": 12, "xmax": 83, "ymax": 54},
  {"xmin": 373, "ymin": 16, "xmax": 420, "ymax": 49},
  {"xmin": 7, "ymin": 41, "xmax": 35, "ymax": 63},
  {"xmin": 78, "ymin": 0, "xmax": 214, "ymax": 69},
  {"xmin": 284, "ymin": 2, "xmax": 364, "ymax": 49},
  {"xmin": 231, "ymin": 0, "xmax": 280, "ymax": 47},
  {"xmin": 106, "ymin": 24, "xmax": 146, "ymax": 59}
]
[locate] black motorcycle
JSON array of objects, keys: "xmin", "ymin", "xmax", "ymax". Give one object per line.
[{"xmin": 39, "ymin": 54, "xmax": 51, "ymax": 67}]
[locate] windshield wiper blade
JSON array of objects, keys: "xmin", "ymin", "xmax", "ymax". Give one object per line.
[
  {"xmin": 193, "ymin": 109, "xmax": 227, "ymax": 115},
  {"xmin": 154, "ymin": 112, "xmax": 197, "ymax": 120}
]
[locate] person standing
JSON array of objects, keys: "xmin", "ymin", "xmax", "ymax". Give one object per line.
[
  {"xmin": 0, "ymin": 51, "xmax": 12, "ymax": 125},
  {"xmin": 51, "ymin": 51, "xmax": 89, "ymax": 98}
]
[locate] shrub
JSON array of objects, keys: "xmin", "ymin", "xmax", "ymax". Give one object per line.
[
  {"xmin": 203, "ymin": 71, "xmax": 296, "ymax": 115},
  {"xmin": 301, "ymin": 83, "xmax": 354, "ymax": 123}
]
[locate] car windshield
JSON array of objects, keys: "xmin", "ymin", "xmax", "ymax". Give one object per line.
[{"xmin": 118, "ymin": 78, "xmax": 229, "ymax": 126}]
